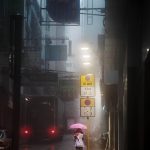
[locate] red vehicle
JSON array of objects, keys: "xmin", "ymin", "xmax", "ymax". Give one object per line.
[{"xmin": 20, "ymin": 96, "xmax": 64, "ymax": 143}]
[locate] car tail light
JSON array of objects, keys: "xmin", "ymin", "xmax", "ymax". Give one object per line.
[
  {"xmin": 24, "ymin": 129, "xmax": 29, "ymax": 134},
  {"xmin": 48, "ymin": 127, "xmax": 58, "ymax": 137},
  {"xmin": 20, "ymin": 126, "xmax": 32, "ymax": 138}
]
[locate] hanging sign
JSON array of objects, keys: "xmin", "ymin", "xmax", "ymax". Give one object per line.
[
  {"xmin": 80, "ymin": 74, "xmax": 95, "ymax": 87},
  {"xmin": 80, "ymin": 98, "xmax": 95, "ymax": 107},
  {"xmin": 80, "ymin": 87, "xmax": 95, "ymax": 97},
  {"xmin": 80, "ymin": 106, "xmax": 95, "ymax": 117}
]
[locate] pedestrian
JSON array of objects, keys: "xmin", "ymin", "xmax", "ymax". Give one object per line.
[{"xmin": 73, "ymin": 128, "xmax": 85, "ymax": 150}]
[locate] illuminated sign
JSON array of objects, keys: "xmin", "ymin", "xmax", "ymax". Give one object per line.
[
  {"xmin": 80, "ymin": 87, "xmax": 95, "ymax": 97},
  {"xmin": 80, "ymin": 74, "xmax": 95, "ymax": 87},
  {"xmin": 80, "ymin": 98, "xmax": 95, "ymax": 107},
  {"xmin": 80, "ymin": 107, "xmax": 95, "ymax": 117},
  {"xmin": 80, "ymin": 74, "xmax": 95, "ymax": 117}
]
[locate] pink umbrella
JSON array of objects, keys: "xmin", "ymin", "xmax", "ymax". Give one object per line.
[{"xmin": 69, "ymin": 123, "xmax": 87, "ymax": 129}]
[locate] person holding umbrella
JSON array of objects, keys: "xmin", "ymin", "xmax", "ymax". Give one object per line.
[
  {"xmin": 73, "ymin": 128, "xmax": 85, "ymax": 150},
  {"xmin": 69, "ymin": 123, "xmax": 87, "ymax": 150}
]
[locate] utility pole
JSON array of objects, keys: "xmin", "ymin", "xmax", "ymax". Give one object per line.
[{"xmin": 10, "ymin": 14, "xmax": 23, "ymax": 150}]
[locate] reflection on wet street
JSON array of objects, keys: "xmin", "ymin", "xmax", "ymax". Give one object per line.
[{"xmin": 19, "ymin": 134, "xmax": 103, "ymax": 150}]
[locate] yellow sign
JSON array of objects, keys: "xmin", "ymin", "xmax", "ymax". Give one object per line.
[
  {"xmin": 80, "ymin": 98, "xmax": 95, "ymax": 107},
  {"xmin": 80, "ymin": 74, "xmax": 95, "ymax": 86},
  {"xmin": 80, "ymin": 107, "xmax": 95, "ymax": 117},
  {"xmin": 81, "ymin": 87, "xmax": 95, "ymax": 97}
]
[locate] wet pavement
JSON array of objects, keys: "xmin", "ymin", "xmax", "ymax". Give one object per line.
[{"xmin": 19, "ymin": 134, "xmax": 103, "ymax": 150}]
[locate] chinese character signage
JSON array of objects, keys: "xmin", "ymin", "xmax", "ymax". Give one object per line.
[
  {"xmin": 80, "ymin": 74, "xmax": 95, "ymax": 87},
  {"xmin": 80, "ymin": 74, "xmax": 95, "ymax": 117}
]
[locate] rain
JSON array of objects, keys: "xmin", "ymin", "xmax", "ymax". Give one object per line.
[{"xmin": 0, "ymin": 0, "xmax": 145, "ymax": 150}]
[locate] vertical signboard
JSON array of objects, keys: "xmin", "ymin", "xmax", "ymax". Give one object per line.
[
  {"xmin": 80, "ymin": 97, "xmax": 95, "ymax": 117},
  {"xmin": 80, "ymin": 74, "xmax": 95, "ymax": 117},
  {"xmin": 80, "ymin": 74, "xmax": 95, "ymax": 86},
  {"xmin": 80, "ymin": 74, "xmax": 95, "ymax": 97}
]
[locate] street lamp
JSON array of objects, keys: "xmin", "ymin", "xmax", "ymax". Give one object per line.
[
  {"xmin": 82, "ymin": 62, "xmax": 91, "ymax": 66},
  {"xmin": 82, "ymin": 54, "xmax": 91, "ymax": 58},
  {"xmin": 81, "ymin": 47, "xmax": 89, "ymax": 51},
  {"xmin": 80, "ymin": 46, "xmax": 92, "ymax": 65}
]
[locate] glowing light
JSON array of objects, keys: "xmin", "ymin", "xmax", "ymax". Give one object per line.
[
  {"xmin": 20, "ymin": 127, "xmax": 31, "ymax": 138},
  {"xmin": 48, "ymin": 128, "xmax": 57, "ymax": 135},
  {"xmin": 25, "ymin": 97, "xmax": 29, "ymax": 101},
  {"xmin": 51, "ymin": 130, "xmax": 55, "ymax": 134},
  {"xmin": 81, "ymin": 47, "xmax": 89, "ymax": 50},
  {"xmin": 82, "ymin": 54, "xmax": 90, "ymax": 58},
  {"xmin": 24, "ymin": 130, "xmax": 29, "ymax": 134},
  {"xmin": 83, "ymin": 62, "xmax": 91, "ymax": 65}
]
